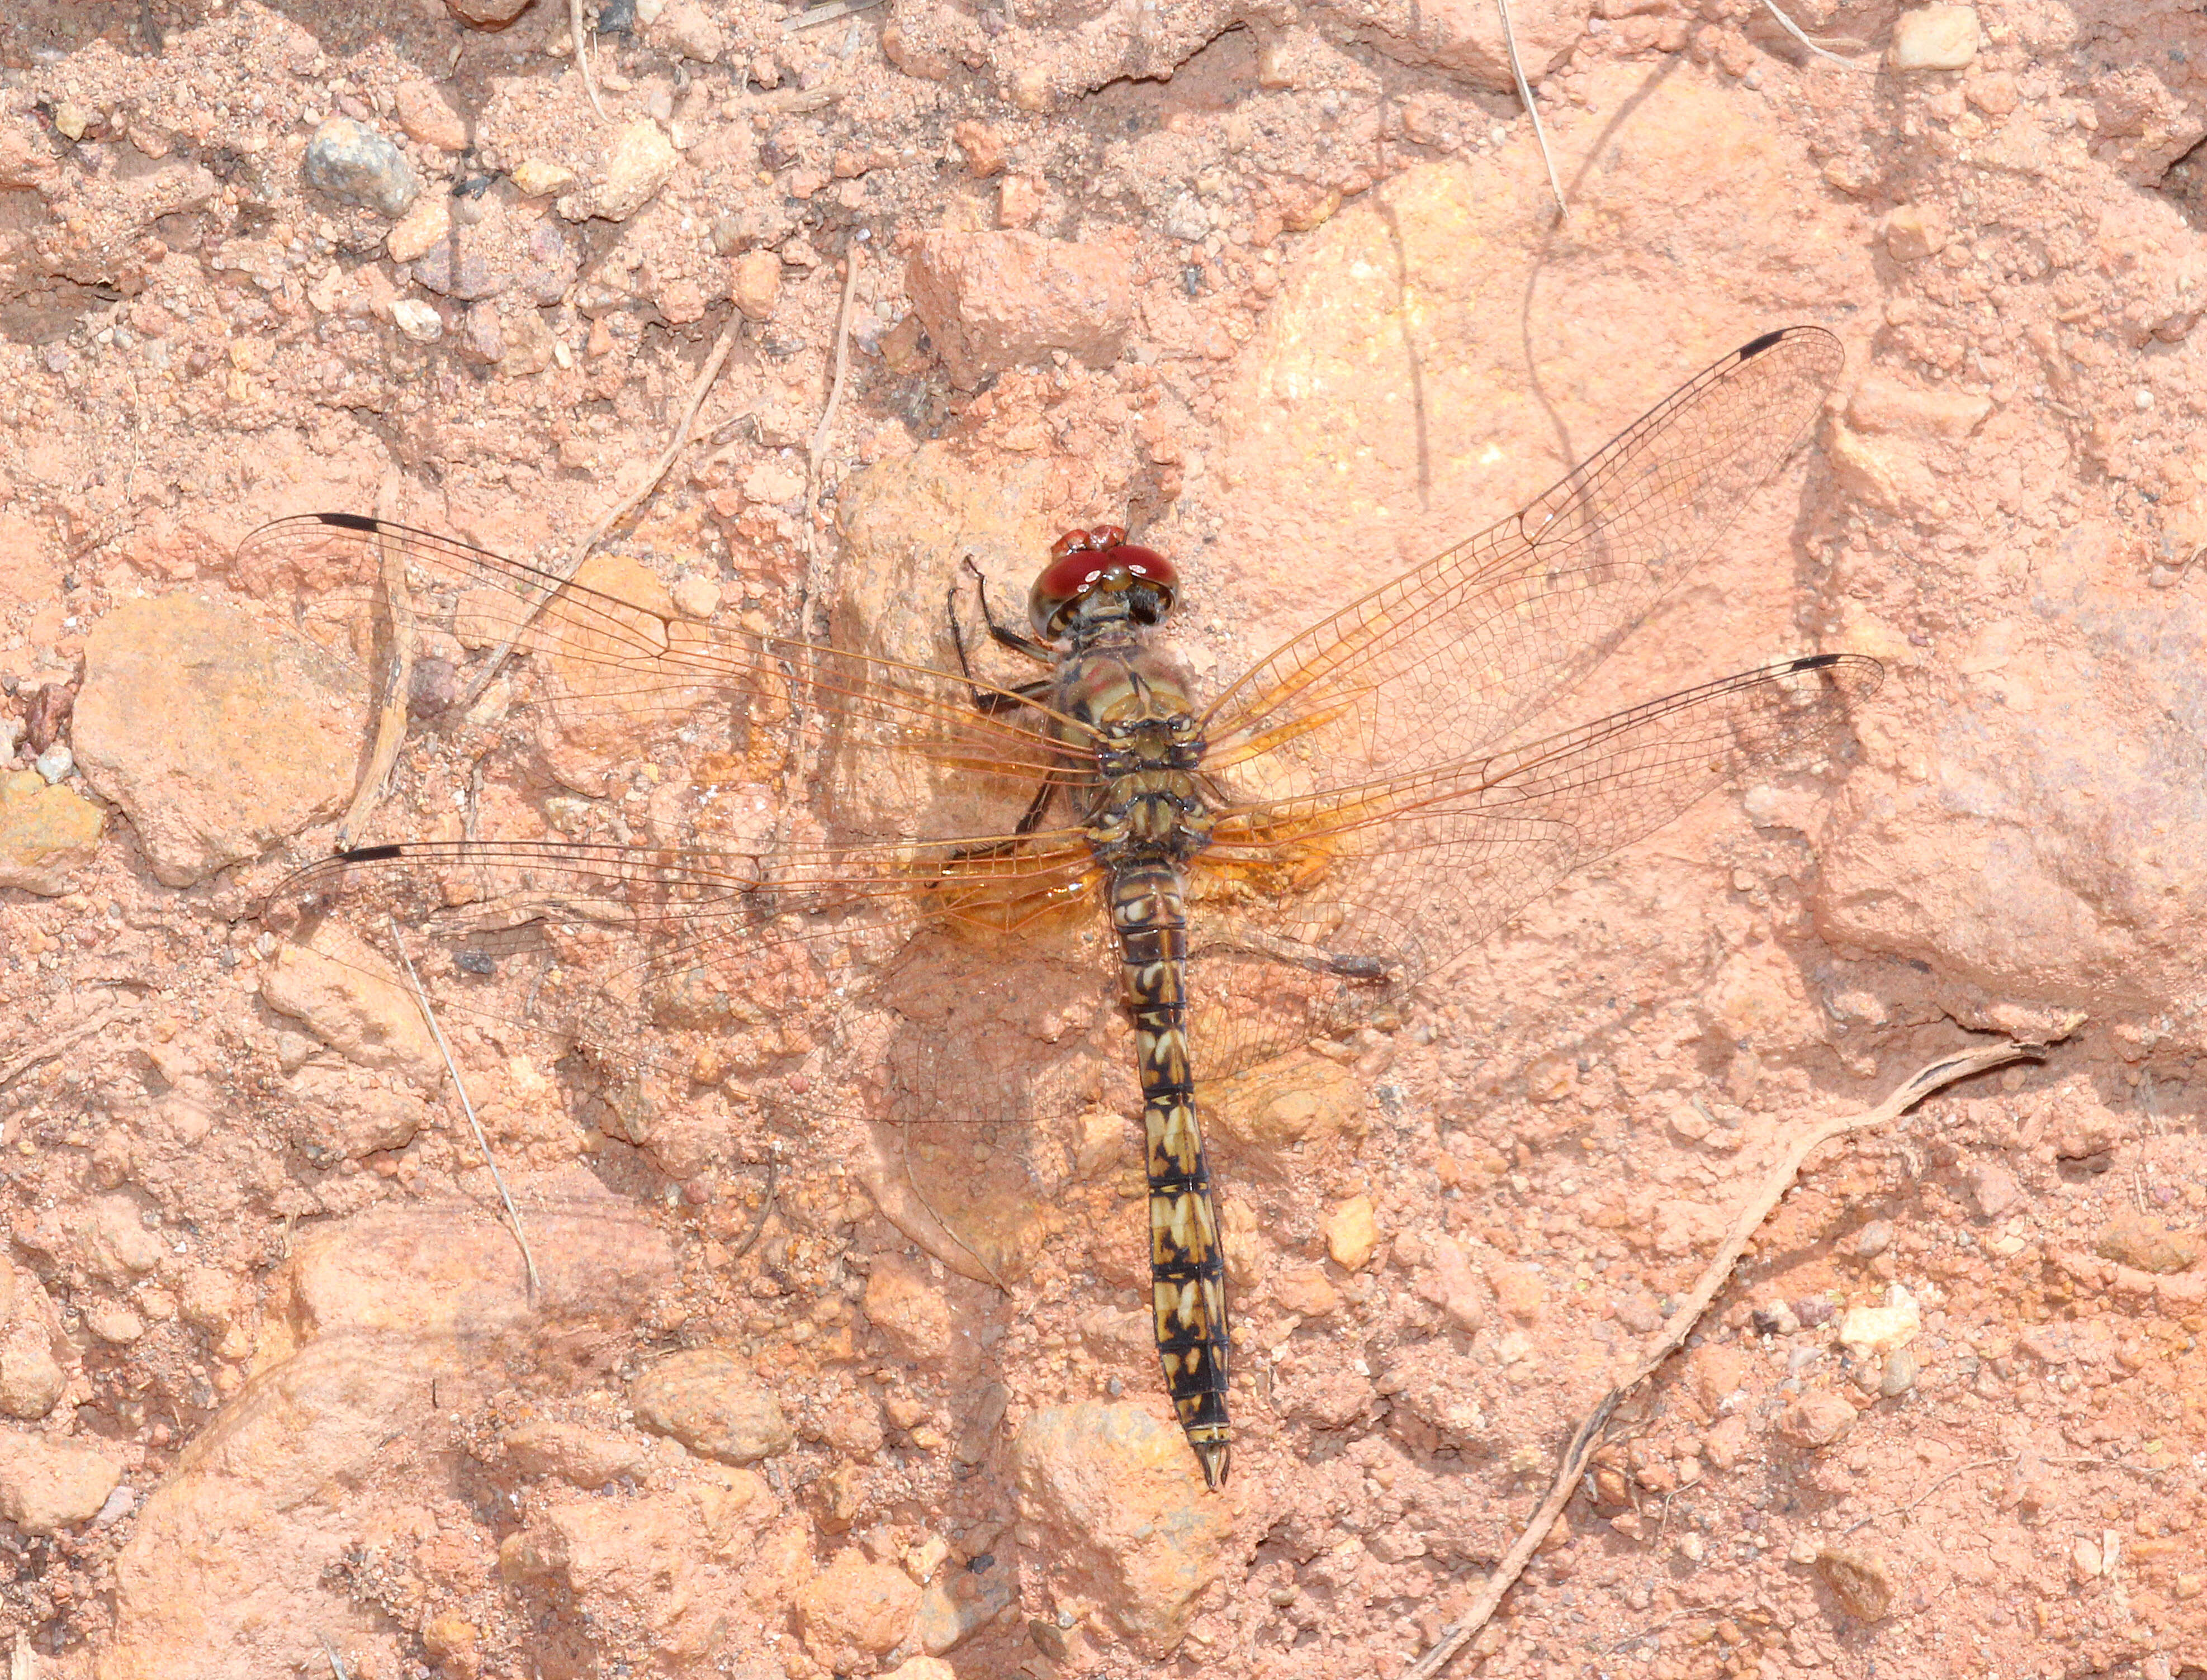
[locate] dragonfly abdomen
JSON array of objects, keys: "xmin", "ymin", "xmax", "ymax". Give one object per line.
[{"xmin": 1108, "ymin": 861, "xmax": 1232, "ymax": 1489}]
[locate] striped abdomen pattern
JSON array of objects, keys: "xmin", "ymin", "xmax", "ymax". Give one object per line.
[{"xmin": 1109, "ymin": 861, "xmax": 1230, "ymax": 1488}]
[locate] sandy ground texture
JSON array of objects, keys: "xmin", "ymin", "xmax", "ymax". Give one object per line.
[{"xmin": 0, "ymin": 0, "xmax": 2204, "ymax": 1676}]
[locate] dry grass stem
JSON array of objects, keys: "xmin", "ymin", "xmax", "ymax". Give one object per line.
[
  {"xmin": 806, "ymin": 240, "xmax": 864, "ymax": 582},
  {"xmin": 1841, "ymin": 1456, "xmax": 2006, "ymax": 1535},
  {"xmin": 570, "ymin": 0, "xmax": 608, "ymax": 120},
  {"xmin": 1403, "ymin": 1039, "xmax": 2045, "ymax": 1679},
  {"xmin": 1497, "ymin": 0, "xmax": 1566, "ymax": 219},
  {"xmin": 0, "ymin": 1004, "xmax": 127, "ymax": 1092},
  {"xmin": 1760, "ymin": 0, "xmax": 1865, "ymax": 67},
  {"xmin": 389, "ymin": 917, "xmax": 541, "ymax": 1300},
  {"xmin": 458, "ymin": 311, "xmax": 745, "ymax": 709},
  {"xmin": 782, "ymin": 0, "xmax": 888, "ymax": 30},
  {"xmin": 337, "ymin": 482, "xmax": 416, "ymax": 847},
  {"xmin": 730, "ymin": 1154, "xmax": 783, "ymax": 1260}
]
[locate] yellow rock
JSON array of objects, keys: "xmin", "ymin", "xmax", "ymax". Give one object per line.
[
  {"xmin": 0, "ymin": 769, "xmax": 102, "ymax": 894},
  {"xmin": 1325, "ymin": 1193, "xmax": 1381, "ymax": 1270}
]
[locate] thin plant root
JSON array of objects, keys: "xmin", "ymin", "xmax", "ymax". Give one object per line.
[{"xmin": 1402, "ymin": 1039, "xmax": 2048, "ymax": 1679}]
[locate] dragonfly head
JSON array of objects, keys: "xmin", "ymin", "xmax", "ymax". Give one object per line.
[{"xmin": 1029, "ymin": 525, "xmax": 1178, "ymax": 639}]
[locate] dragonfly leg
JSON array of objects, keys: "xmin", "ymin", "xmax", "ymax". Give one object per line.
[
  {"xmin": 950, "ymin": 557, "xmax": 1053, "ymax": 673},
  {"xmin": 946, "ymin": 580, "xmax": 1050, "ymax": 714},
  {"xmin": 943, "ymin": 776, "xmax": 1059, "ymax": 861}
]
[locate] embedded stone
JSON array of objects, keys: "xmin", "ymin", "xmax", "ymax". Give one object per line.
[
  {"xmin": 1012, "ymin": 1404, "xmax": 1230, "ymax": 1656},
  {"xmin": 629, "ymin": 1348, "xmax": 793, "ymax": 1464},
  {"xmin": 1889, "ymin": 5, "xmax": 1977, "ymax": 70},
  {"xmin": 0, "ymin": 768, "xmax": 102, "ymax": 894},
  {"xmin": 302, "ymin": 117, "xmax": 419, "ymax": 217},
  {"xmin": 904, "ymin": 231, "xmax": 1134, "ymax": 389},
  {"xmin": 0, "ymin": 1430, "xmax": 122, "ymax": 1534},
  {"xmin": 73, "ymin": 594, "xmax": 363, "ymax": 887}
]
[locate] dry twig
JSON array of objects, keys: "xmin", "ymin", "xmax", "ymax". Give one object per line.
[
  {"xmin": 1841, "ymin": 1456, "xmax": 2006, "ymax": 1536},
  {"xmin": 458, "ymin": 312, "xmax": 746, "ymax": 710},
  {"xmin": 1403, "ymin": 1040, "xmax": 2045, "ymax": 1679},
  {"xmin": 0, "ymin": 1004, "xmax": 126, "ymax": 1092},
  {"xmin": 390, "ymin": 917, "xmax": 541, "ymax": 1299},
  {"xmin": 730, "ymin": 1155, "xmax": 782, "ymax": 1260}
]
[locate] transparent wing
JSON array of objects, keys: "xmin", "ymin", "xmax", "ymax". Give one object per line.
[
  {"xmin": 262, "ymin": 825, "xmax": 1126, "ymax": 1289},
  {"xmin": 234, "ymin": 514, "xmax": 1092, "ymax": 839},
  {"xmin": 1199, "ymin": 327, "xmax": 1845, "ymax": 801},
  {"xmin": 1185, "ymin": 654, "xmax": 1882, "ymax": 1079}
]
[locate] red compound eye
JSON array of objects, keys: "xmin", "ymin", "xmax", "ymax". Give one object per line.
[{"xmin": 1027, "ymin": 530, "xmax": 1178, "ymax": 637}]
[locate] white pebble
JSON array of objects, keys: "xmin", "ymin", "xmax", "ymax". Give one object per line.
[
  {"xmin": 390, "ymin": 298, "xmax": 442, "ymax": 343},
  {"xmin": 2135, "ymin": 387, "xmax": 2153, "ymax": 410},
  {"xmin": 34, "ymin": 744, "xmax": 73, "ymax": 784}
]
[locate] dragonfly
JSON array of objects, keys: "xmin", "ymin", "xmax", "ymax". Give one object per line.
[{"xmin": 243, "ymin": 324, "xmax": 1878, "ymax": 1491}]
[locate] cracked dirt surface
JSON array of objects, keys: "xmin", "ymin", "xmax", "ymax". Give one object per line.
[{"xmin": 0, "ymin": 0, "xmax": 2205, "ymax": 1676}]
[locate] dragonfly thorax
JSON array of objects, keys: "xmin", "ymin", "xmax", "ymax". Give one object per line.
[{"xmin": 1092, "ymin": 715, "xmax": 1204, "ymax": 777}]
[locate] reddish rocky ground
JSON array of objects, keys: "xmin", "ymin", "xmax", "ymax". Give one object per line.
[{"xmin": 0, "ymin": 0, "xmax": 2204, "ymax": 1677}]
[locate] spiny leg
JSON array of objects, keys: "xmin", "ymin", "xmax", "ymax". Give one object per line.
[
  {"xmin": 946, "ymin": 557, "xmax": 1053, "ymax": 716},
  {"xmin": 962, "ymin": 554, "xmax": 1054, "ymax": 660}
]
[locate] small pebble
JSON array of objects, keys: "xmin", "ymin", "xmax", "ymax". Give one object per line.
[
  {"xmin": 391, "ymin": 300, "xmax": 443, "ymax": 343},
  {"xmin": 1838, "ymin": 1286, "xmax": 1921, "ymax": 1358},
  {"xmin": 731, "ymin": 250, "xmax": 783, "ymax": 322},
  {"xmin": 656, "ymin": 1, "xmax": 725, "ymax": 59},
  {"xmin": 1775, "ymin": 1389, "xmax": 1858, "ymax": 1449},
  {"xmin": 557, "ymin": 118, "xmax": 678, "ymax": 223},
  {"xmin": 671, "ymin": 576, "xmax": 721, "ymax": 620},
  {"xmin": 393, "ymin": 80, "xmax": 469, "ymax": 153},
  {"xmin": 408, "ymin": 658, "xmax": 460, "ymax": 715},
  {"xmin": 512, "ymin": 158, "xmax": 576, "ymax": 198},
  {"xmin": 1879, "ymin": 1346, "xmax": 1920, "ymax": 1397},
  {"xmin": 1816, "ymin": 1546, "xmax": 1896, "ymax": 1620},
  {"xmin": 1793, "ymin": 1297, "xmax": 1835, "ymax": 1329},
  {"xmin": 630, "ymin": 1347, "xmax": 793, "ymax": 1464},
  {"xmin": 1753, "ymin": 1301, "xmax": 1799, "ymax": 1336},
  {"xmin": 34, "ymin": 744, "xmax": 72, "ymax": 784},
  {"xmin": 2094, "ymin": 1211, "xmax": 2200, "ymax": 1275},
  {"xmin": 458, "ymin": 305, "xmax": 505, "ymax": 367},
  {"xmin": 91, "ymin": 1484, "xmax": 137, "ymax": 1527},
  {"xmin": 1964, "ymin": 1162, "xmax": 2021, "ymax": 1219},
  {"xmin": 1888, "ymin": 3, "xmax": 1978, "ymax": 70},
  {"xmin": 302, "ymin": 117, "xmax": 419, "ymax": 218},
  {"xmin": 1850, "ymin": 1219, "xmax": 1894, "ymax": 1259},
  {"xmin": 1163, "ymin": 191, "xmax": 1210, "ymax": 243},
  {"xmin": 1325, "ymin": 1194, "xmax": 1381, "ymax": 1271}
]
